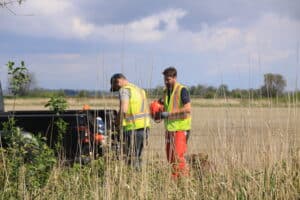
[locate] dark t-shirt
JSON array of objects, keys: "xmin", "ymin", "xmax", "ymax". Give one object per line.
[{"xmin": 181, "ymin": 87, "xmax": 190, "ymax": 105}]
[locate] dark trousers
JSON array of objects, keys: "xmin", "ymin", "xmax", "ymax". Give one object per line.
[{"xmin": 123, "ymin": 128, "xmax": 149, "ymax": 169}]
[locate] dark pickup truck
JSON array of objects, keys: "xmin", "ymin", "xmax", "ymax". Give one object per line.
[{"xmin": 0, "ymin": 86, "xmax": 118, "ymax": 161}]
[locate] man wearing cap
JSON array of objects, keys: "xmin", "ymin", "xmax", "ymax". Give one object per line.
[{"xmin": 110, "ymin": 73, "xmax": 150, "ymax": 170}]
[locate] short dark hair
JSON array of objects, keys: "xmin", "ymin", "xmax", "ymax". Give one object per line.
[
  {"xmin": 110, "ymin": 73, "xmax": 126, "ymax": 92},
  {"xmin": 110, "ymin": 73, "xmax": 126, "ymax": 85},
  {"xmin": 163, "ymin": 67, "xmax": 177, "ymax": 77}
]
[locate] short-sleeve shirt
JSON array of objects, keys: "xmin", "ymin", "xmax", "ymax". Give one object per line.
[
  {"xmin": 119, "ymin": 88, "xmax": 130, "ymax": 101},
  {"xmin": 181, "ymin": 87, "xmax": 190, "ymax": 105}
]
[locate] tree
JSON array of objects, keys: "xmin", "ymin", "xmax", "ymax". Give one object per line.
[
  {"xmin": 204, "ymin": 86, "xmax": 217, "ymax": 99},
  {"xmin": 17, "ymin": 72, "xmax": 37, "ymax": 96},
  {"xmin": 217, "ymin": 84, "xmax": 229, "ymax": 98},
  {"xmin": 261, "ymin": 73, "xmax": 286, "ymax": 98},
  {"xmin": 7, "ymin": 61, "xmax": 30, "ymax": 96},
  {"xmin": 149, "ymin": 86, "xmax": 164, "ymax": 97},
  {"xmin": 190, "ymin": 84, "xmax": 207, "ymax": 97},
  {"xmin": 77, "ymin": 90, "xmax": 89, "ymax": 98}
]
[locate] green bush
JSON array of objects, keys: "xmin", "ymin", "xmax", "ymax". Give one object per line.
[
  {"xmin": 44, "ymin": 96, "xmax": 68, "ymax": 114},
  {"xmin": 0, "ymin": 118, "xmax": 56, "ymax": 197}
]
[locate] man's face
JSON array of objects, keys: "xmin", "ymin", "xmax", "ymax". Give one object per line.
[
  {"xmin": 111, "ymin": 78, "xmax": 122, "ymax": 92},
  {"xmin": 164, "ymin": 76, "xmax": 176, "ymax": 89}
]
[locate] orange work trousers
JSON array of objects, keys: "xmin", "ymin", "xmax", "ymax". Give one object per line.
[{"xmin": 165, "ymin": 131, "xmax": 189, "ymax": 178}]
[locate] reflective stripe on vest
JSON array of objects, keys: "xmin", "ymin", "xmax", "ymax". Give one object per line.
[
  {"xmin": 164, "ymin": 83, "xmax": 191, "ymax": 131},
  {"xmin": 122, "ymin": 83, "xmax": 150, "ymax": 130},
  {"xmin": 125, "ymin": 113, "xmax": 150, "ymax": 122}
]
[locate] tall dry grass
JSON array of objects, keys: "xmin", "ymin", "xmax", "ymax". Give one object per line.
[{"xmin": 1, "ymin": 98, "xmax": 299, "ymax": 199}]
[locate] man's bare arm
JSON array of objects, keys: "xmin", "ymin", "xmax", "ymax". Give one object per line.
[{"xmin": 171, "ymin": 102, "xmax": 191, "ymax": 115}]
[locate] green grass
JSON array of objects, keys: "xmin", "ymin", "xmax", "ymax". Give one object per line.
[
  {"xmin": 0, "ymin": 153, "xmax": 299, "ymax": 199},
  {"xmin": 1, "ymin": 98, "xmax": 300, "ymax": 199}
]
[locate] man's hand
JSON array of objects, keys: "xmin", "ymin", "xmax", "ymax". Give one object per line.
[
  {"xmin": 114, "ymin": 113, "xmax": 121, "ymax": 132},
  {"xmin": 160, "ymin": 111, "xmax": 169, "ymax": 119}
]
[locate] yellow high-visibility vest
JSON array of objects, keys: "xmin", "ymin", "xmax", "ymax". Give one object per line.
[
  {"xmin": 122, "ymin": 83, "xmax": 150, "ymax": 131},
  {"xmin": 164, "ymin": 83, "xmax": 191, "ymax": 131}
]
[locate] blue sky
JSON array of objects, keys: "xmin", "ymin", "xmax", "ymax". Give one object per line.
[{"xmin": 0, "ymin": 0, "xmax": 299, "ymax": 90}]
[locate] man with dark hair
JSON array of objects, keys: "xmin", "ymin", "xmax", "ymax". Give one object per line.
[
  {"xmin": 162, "ymin": 67, "xmax": 177, "ymax": 77},
  {"xmin": 110, "ymin": 73, "xmax": 150, "ymax": 170},
  {"xmin": 160, "ymin": 67, "xmax": 191, "ymax": 178}
]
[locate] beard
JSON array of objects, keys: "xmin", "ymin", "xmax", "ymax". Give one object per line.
[{"xmin": 165, "ymin": 83, "xmax": 172, "ymax": 89}]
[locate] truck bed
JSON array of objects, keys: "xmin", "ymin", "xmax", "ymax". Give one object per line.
[{"xmin": 0, "ymin": 109, "xmax": 117, "ymax": 159}]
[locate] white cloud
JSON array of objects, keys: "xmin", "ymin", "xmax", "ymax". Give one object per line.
[
  {"xmin": 1, "ymin": 2, "xmax": 300, "ymax": 89},
  {"xmin": 240, "ymin": 13, "xmax": 300, "ymax": 63},
  {"xmin": 1, "ymin": 1, "xmax": 299, "ymax": 51},
  {"xmin": 25, "ymin": 0, "xmax": 72, "ymax": 15},
  {"xmin": 94, "ymin": 8, "xmax": 186, "ymax": 42},
  {"xmin": 1, "ymin": 3, "xmax": 186, "ymax": 41},
  {"xmin": 192, "ymin": 27, "xmax": 241, "ymax": 52},
  {"xmin": 72, "ymin": 17, "xmax": 95, "ymax": 38},
  {"xmin": 0, "ymin": 0, "xmax": 91, "ymax": 39},
  {"xmin": 159, "ymin": 12, "xmax": 300, "ymax": 66}
]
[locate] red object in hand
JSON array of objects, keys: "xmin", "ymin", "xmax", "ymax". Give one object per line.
[{"xmin": 150, "ymin": 100, "xmax": 164, "ymax": 122}]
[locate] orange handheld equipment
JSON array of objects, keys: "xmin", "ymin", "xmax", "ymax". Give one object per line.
[
  {"xmin": 150, "ymin": 100, "xmax": 164, "ymax": 123},
  {"xmin": 82, "ymin": 104, "xmax": 90, "ymax": 110}
]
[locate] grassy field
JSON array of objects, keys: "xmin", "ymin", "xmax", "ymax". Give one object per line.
[
  {"xmin": 1, "ymin": 98, "xmax": 300, "ymax": 199},
  {"xmin": 3, "ymin": 96, "xmax": 300, "ymax": 110}
]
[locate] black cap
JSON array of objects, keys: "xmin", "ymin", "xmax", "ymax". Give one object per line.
[{"xmin": 110, "ymin": 73, "xmax": 126, "ymax": 92}]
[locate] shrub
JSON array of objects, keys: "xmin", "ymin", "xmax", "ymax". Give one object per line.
[{"xmin": 0, "ymin": 118, "xmax": 56, "ymax": 197}]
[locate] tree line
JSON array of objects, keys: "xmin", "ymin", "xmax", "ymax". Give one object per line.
[
  {"xmin": 148, "ymin": 73, "xmax": 295, "ymax": 99},
  {"xmin": 7, "ymin": 73, "xmax": 297, "ymax": 99},
  {"xmin": 2, "ymin": 61, "xmax": 298, "ymax": 99}
]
